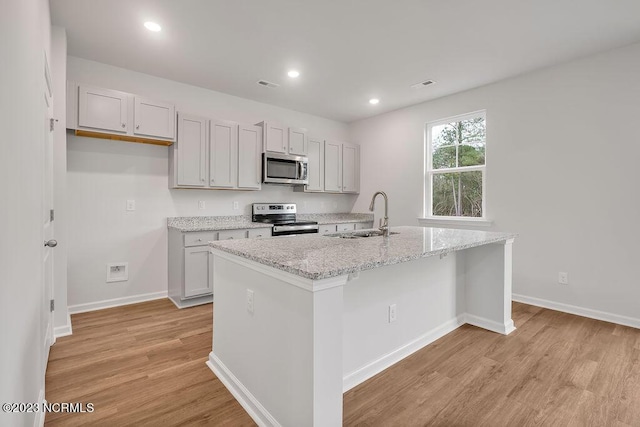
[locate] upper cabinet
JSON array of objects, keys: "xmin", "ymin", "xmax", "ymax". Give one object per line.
[
  {"xmin": 170, "ymin": 114, "xmax": 262, "ymax": 191},
  {"xmin": 68, "ymin": 82, "xmax": 176, "ymax": 146},
  {"xmin": 238, "ymin": 125, "xmax": 262, "ymax": 190},
  {"xmin": 134, "ymin": 97, "xmax": 175, "ymax": 139},
  {"xmin": 257, "ymin": 121, "xmax": 308, "ymax": 156},
  {"xmin": 299, "ymin": 139, "xmax": 360, "ymax": 194},
  {"xmin": 78, "ymin": 85, "xmax": 129, "ymax": 133}
]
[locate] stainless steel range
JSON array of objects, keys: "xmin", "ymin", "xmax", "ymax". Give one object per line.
[{"xmin": 252, "ymin": 203, "xmax": 319, "ymax": 236}]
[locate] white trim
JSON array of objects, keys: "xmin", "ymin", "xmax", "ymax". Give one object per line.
[
  {"xmin": 464, "ymin": 313, "xmax": 515, "ymax": 335},
  {"xmin": 34, "ymin": 390, "xmax": 45, "ymax": 427},
  {"xmin": 512, "ymin": 293, "xmax": 640, "ymax": 330},
  {"xmin": 418, "ymin": 217, "xmax": 493, "ymax": 228},
  {"xmin": 342, "ymin": 315, "xmax": 466, "ymax": 392},
  {"xmin": 207, "ymin": 354, "xmax": 281, "ymax": 427},
  {"xmin": 211, "ymin": 249, "xmax": 349, "ymax": 292},
  {"xmin": 54, "ymin": 313, "xmax": 73, "ymax": 338},
  {"xmin": 430, "ymin": 164, "xmax": 486, "ymax": 174},
  {"xmin": 68, "ymin": 291, "xmax": 168, "ymax": 314}
]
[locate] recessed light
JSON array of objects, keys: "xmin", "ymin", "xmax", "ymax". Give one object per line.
[
  {"xmin": 369, "ymin": 98, "xmax": 380, "ymax": 105},
  {"xmin": 287, "ymin": 70, "xmax": 300, "ymax": 78},
  {"xmin": 144, "ymin": 21, "xmax": 162, "ymax": 32}
]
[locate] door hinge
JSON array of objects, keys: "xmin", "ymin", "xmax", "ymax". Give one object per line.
[
  {"xmin": 50, "ymin": 299, "xmax": 55, "ymax": 312},
  {"xmin": 50, "ymin": 209, "xmax": 55, "ymax": 222},
  {"xmin": 50, "ymin": 118, "xmax": 55, "ymax": 131}
]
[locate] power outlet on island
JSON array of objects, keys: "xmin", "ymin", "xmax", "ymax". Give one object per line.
[
  {"xmin": 558, "ymin": 272, "xmax": 569, "ymax": 285},
  {"xmin": 388, "ymin": 304, "xmax": 397, "ymax": 323},
  {"xmin": 198, "ymin": 201, "xmax": 206, "ymax": 210},
  {"xmin": 246, "ymin": 289, "xmax": 254, "ymax": 314},
  {"xmin": 233, "ymin": 201, "xmax": 239, "ymax": 210}
]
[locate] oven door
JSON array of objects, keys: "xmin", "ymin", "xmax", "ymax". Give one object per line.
[
  {"xmin": 272, "ymin": 224, "xmax": 319, "ymax": 236},
  {"xmin": 263, "ymin": 153, "xmax": 309, "ymax": 185}
]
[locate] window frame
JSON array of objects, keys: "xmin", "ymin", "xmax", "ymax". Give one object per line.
[{"xmin": 424, "ymin": 110, "xmax": 487, "ymax": 221}]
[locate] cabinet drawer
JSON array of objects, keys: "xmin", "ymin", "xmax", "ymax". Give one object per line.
[
  {"xmin": 218, "ymin": 229, "xmax": 248, "ymax": 240},
  {"xmin": 184, "ymin": 231, "xmax": 217, "ymax": 247},
  {"xmin": 247, "ymin": 228, "xmax": 271, "ymax": 239},
  {"xmin": 319, "ymin": 224, "xmax": 337, "ymax": 235},
  {"xmin": 337, "ymin": 223, "xmax": 356, "ymax": 232}
]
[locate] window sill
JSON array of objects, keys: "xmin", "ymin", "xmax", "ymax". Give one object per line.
[{"xmin": 417, "ymin": 217, "xmax": 493, "ymax": 228}]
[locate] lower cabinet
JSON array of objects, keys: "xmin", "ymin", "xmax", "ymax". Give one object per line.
[{"xmin": 168, "ymin": 227, "xmax": 271, "ymax": 308}]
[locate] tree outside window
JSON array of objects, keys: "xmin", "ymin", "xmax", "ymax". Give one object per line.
[{"xmin": 427, "ymin": 112, "xmax": 486, "ymax": 218}]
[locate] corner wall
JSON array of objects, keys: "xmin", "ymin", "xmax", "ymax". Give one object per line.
[
  {"xmin": 349, "ymin": 42, "xmax": 640, "ymax": 323},
  {"xmin": 66, "ymin": 57, "xmax": 354, "ymax": 309}
]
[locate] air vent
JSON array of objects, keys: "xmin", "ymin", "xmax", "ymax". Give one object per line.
[
  {"xmin": 411, "ymin": 80, "xmax": 436, "ymax": 89},
  {"xmin": 257, "ymin": 80, "xmax": 279, "ymax": 89}
]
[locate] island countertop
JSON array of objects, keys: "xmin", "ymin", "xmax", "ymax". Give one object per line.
[{"xmin": 209, "ymin": 226, "xmax": 517, "ymax": 280}]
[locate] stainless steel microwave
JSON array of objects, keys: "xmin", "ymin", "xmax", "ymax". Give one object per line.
[{"xmin": 263, "ymin": 152, "xmax": 309, "ymax": 185}]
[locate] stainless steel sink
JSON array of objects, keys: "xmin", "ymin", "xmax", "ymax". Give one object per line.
[{"xmin": 326, "ymin": 230, "xmax": 399, "ymax": 239}]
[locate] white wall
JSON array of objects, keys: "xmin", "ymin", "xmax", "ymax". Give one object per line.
[
  {"xmin": 66, "ymin": 57, "xmax": 355, "ymax": 308},
  {"xmin": 0, "ymin": 0, "xmax": 51, "ymax": 425},
  {"xmin": 350, "ymin": 42, "xmax": 640, "ymax": 323}
]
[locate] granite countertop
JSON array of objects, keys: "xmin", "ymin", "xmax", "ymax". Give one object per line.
[
  {"xmin": 209, "ymin": 226, "xmax": 517, "ymax": 280},
  {"xmin": 167, "ymin": 213, "xmax": 374, "ymax": 232}
]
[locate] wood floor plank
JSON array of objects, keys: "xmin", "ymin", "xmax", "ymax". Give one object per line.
[{"xmin": 46, "ymin": 299, "xmax": 640, "ymax": 426}]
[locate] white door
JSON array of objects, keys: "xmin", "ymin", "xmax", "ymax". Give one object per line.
[
  {"xmin": 342, "ymin": 143, "xmax": 359, "ymax": 193},
  {"xmin": 42, "ymin": 64, "xmax": 55, "ymax": 367},
  {"xmin": 238, "ymin": 124, "xmax": 262, "ymax": 190},
  {"xmin": 210, "ymin": 119, "xmax": 238, "ymax": 188},
  {"xmin": 288, "ymin": 127, "xmax": 307, "ymax": 156},
  {"xmin": 305, "ymin": 137, "xmax": 324, "ymax": 192},
  {"xmin": 324, "ymin": 140, "xmax": 342, "ymax": 192},
  {"xmin": 133, "ymin": 97, "xmax": 175, "ymax": 139},
  {"xmin": 184, "ymin": 247, "xmax": 213, "ymax": 298},
  {"xmin": 265, "ymin": 122, "xmax": 287, "ymax": 153},
  {"xmin": 177, "ymin": 114, "xmax": 207, "ymax": 187},
  {"xmin": 77, "ymin": 84, "xmax": 128, "ymax": 133}
]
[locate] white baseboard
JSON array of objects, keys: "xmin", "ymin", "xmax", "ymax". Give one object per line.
[
  {"xmin": 513, "ymin": 293, "xmax": 640, "ymax": 330},
  {"xmin": 207, "ymin": 354, "xmax": 280, "ymax": 427},
  {"xmin": 34, "ymin": 390, "xmax": 45, "ymax": 427},
  {"xmin": 54, "ymin": 313, "xmax": 73, "ymax": 338},
  {"xmin": 68, "ymin": 291, "xmax": 168, "ymax": 314},
  {"xmin": 464, "ymin": 313, "xmax": 516, "ymax": 335},
  {"xmin": 342, "ymin": 315, "xmax": 466, "ymax": 392}
]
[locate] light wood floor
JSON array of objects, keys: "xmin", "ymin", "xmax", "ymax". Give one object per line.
[{"xmin": 46, "ymin": 300, "xmax": 640, "ymax": 426}]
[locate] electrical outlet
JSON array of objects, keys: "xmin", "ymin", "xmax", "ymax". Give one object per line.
[
  {"xmin": 246, "ymin": 289, "xmax": 254, "ymax": 314},
  {"xmin": 389, "ymin": 304, "xmax": 397, "ymax": 323},
  {"xmin": 233, "ymin": 201, "xmax": 239, "ymax": 210},
  {"xmin": 126, "ymin": 199, "xmax": 135, "ymax": 211},
  {"xmin": 558, "ymin": 272, "xmax": 569, "ymax": 285},
  {"xmin": 198, "ymin": 201, "xmax": 206, "ymax": 210}
]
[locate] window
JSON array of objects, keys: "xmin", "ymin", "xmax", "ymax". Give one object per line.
[{"xmin": 426, "ymin": 111, "xmax": 486, "ymax": 218}]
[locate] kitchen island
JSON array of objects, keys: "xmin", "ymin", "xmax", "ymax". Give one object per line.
[{"xmin": 207, "ymin": 226, "xmax": 516, "ymax": 427}]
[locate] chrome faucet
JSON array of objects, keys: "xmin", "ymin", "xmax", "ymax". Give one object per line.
[{"xmin": 369, "ymin": 191, "xmax": 390, "ymax": 237}]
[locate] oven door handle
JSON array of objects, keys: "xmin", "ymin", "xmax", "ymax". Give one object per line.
[{"xmin": 273, "ymin": 224, "xmax": 318, "ymax": 232}]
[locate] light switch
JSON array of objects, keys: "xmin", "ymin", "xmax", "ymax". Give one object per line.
[{"xmin": 126, "ymin": 200, "xmax": 135, "ymax": 211}]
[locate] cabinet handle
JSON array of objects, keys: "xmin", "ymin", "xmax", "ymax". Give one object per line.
[
  {"xmin": 283, "ymin": 146, "xmax": 286, "ymax": 150},
  {"xmin": 228, "ymin": 237, "xmax": 234, "ymax": 240},
  {"xmin": 197, "ymin": 238, "xmax": 202, "ymax": 242},
  {"xmin": 201, "ymin": 178, "xmax": 205, "ymax": 182},
  {"xmin": 136, "ymin": 125, "xmax": 140, "ymax": 130},
  {"xmin": 121, "ymin": 123, "xmax": 126, "ymax": 128}
]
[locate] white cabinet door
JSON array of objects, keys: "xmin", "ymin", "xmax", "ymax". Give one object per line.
[
  {"xmin": 263, "ymin": 122, "xmax": 287, "ymax": 153},
  {"xmin": 337, "ymin": 223, "xmax": 356, "ymax": 232},
  {"xmin": 184, "ymin": 246, "xmax": 213, "ymax": 298},
  {"xmin": 288, "ymin": 127, "xmax": 308, "ymax": 156},
  {"xmin": 306, "ymin": 137, "xmax": 324, "ymax": 192},
  {"xmin": 210, "ymin": 119, "xmax": 238, "ymax": 188},
  {"xmin": 176, "ymin": 114, "xmax": 207, "ymax": 187},
  {"xmin": 342, "ymin": 143, "xmax": 360, "ymax": 193},
  {"xmin": 134, "ymin": 97, "xmax": 175, "ymax": 139},
  {"xmin": 324, "ymin": 140, "xmax": 342, "ymax": 192},
  {"xmin": 78, "ymin": 84, "xmax": 128, "ymax": 133},
  {"xmin": 238, "ymin": 124, "xmax": 262, "ymax": 190},
  {"xmin": 319, "ymin": 224, "xmax": 337, "ymax": 235}
]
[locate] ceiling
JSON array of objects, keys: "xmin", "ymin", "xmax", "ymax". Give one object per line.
[{"xmin": 51, "ymin": 0, "xmax": 640, "ymax": 123}]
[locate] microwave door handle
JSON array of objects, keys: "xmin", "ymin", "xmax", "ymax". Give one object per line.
[{"xmin": 298, "ymin": 161, "xmax": 303, "ymax": 180}]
